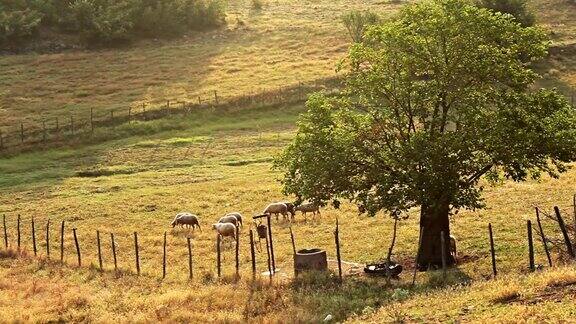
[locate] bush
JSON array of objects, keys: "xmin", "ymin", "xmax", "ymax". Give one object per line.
[
  {"xmin": 0, "ymin": 4, "xmax": 42, "ymax": 44},
  {"xmin": 341, "ymin": 10, "xmax": 380, "ymax": 43},
  {"xmin": 0, "ymin": 0, "xmax": 226, "ymax": 47},
  {"xmin": 477, "ymin": 0, "xmax": 535, "ymax": 27}
]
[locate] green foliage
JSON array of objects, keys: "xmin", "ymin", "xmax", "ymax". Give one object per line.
[
  {"xmin": 0, "ymin": 0, "xmax": 226, "ymax": 46},
  {"xmin": 276, "ymin": 0, "xmax": 576, "ymax": 218},
  {"xmin": 0, "ymin": 1, "xmax": 43, "ymax": 44},
  {"xmin": 341, "ymin": 10, "xmax": 380, "ymax": 43},
  {"xmin": 477, "ymin": 0, "xmax": 535, "ymax": 27}
]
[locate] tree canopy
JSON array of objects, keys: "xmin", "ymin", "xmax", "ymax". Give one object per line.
[{"xmin": 275, "ymin": 0, "xmax": 576, "ymax": 266}]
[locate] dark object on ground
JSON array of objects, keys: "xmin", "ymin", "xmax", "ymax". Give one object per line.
[
  {"xmin": 295, "ymin": 248, "xmax": 328, "ymax": 274},
  {"xmin": 364, "ymin": 261, "xmax": 403, "ymax": 277}
]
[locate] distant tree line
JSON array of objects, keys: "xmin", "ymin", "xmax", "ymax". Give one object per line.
[{"xmin": 0, "ymin": 0, "xmax": 226, "ymax": 47}]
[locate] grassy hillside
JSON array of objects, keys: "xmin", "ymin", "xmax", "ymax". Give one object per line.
[
  {"xmin": 1, "ymin": 0, "xmax": 573, "ymax": 132},
  {"xmin": 1, "ymin": 103, "xmax": 576, "ymax": 321}
]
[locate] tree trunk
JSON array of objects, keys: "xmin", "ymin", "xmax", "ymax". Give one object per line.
[{"xmin": 417, "ymin": 201, "xmax": 455, "ymax": 270}]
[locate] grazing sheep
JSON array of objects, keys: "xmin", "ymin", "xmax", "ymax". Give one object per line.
[
  {"xmin": 295, "ymin": 202, "xmax": 320, "ymax": 217},
  {"xmin": 282, "ymin": 202, "xmax": 296, "ymax": 218},
  {"xmin": 225, "ymin": 212, "xmax": 243, "ymax": 227},
  {"xmin": 263, "ymin": 202, "xmax": 289, "ymax": 220},
  {"xmin": 213, "ymin": 223, "xmax": 236, "ymax": 239},
  {"xmin": 218, "ymin": 215, "xmax": 238, "ymax": 227},
  {"xmin": 171, "ymin": 212, "xmax": 201, "ymax": 230},
  {"xmin": 449, "ymin": 235, "xmax": 457, "ymax": 260}
]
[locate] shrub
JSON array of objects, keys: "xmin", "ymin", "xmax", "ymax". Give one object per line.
[
  {"xmin": 477, "ymin": 0, "xmax": 535, "ymax": 27},
  {"xmin": 0, "ymin": 7, "xmax": 42, "ymax": 45},
  {"xmin": 0, "ymin": 0, "xmax": 226, "ymax": 46},
  {"xmin": 251, "ymin": 0, "xmax": 264, "ymax": 10},
  {"xmin": 341, "ymin": 10, "xmax": 380, "ymax": 43}
]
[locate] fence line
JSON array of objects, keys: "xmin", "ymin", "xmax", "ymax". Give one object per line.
[{"xmin": 0, "ymin": 77, "xmax": 342, "ymax": 156}]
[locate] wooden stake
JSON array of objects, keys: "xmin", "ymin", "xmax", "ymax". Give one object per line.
[
  {"xmin": 20, "ymin": 123, "xmax": 24, "ymax": 143},
  {"xmin": 97, "ymin": 230, "xmax": 103, "ymax": 271},
  {"xmin": 214, "ymin": 90, "xmax": 219, "ymax": 105},
  {"xmin": 162, "ymin": 231, "xmax": 167, "ymax": 279},
  {"xmin": 249, "ymin": 230, "xmax": 256, "ymax": 277},
  {"xmin": 73, "ymin": 228, "xmax": 80, "ymax": 266},
  {"xmin": 488, "ymin": 223, "xmax": 497, "ymax": 277},
  {"xmin": 17, "ymin": 214, "xmax": 21, "ymax": 250},
  {"xmin": 70, "ymin": 115, "xmax": 74, "ymax": 135},
  {"xmin": 187, "ymin": 237, "xmax": 193, "ymax": 279},
  {"xmin": 554, "ymin": 206, "xmax": 575, "ymax": 258},
  {"xmin": 90, "ymin": 108, "xmax": 94, "ymax": 133},
  {"xmin": 289, "ymin": 226, "xmax": 296, "ymax": 256},
  {"xmin": 527, "ymin": 220, "xmax": 535, "ymax": 272},
  {"xmin": 60, "ymin": 220, "xmax": 65, "ymax": 263},
  {"xmin": 46, "ymin": 219, "xmax": 50, "ymax": 259},
  {"xmin": 235, "ymin": 226, "xmax": 240, "ymax": 277},
  {"xmin": 411, "ymin": 227, "xmax": 424, "ymax": 287},
  {"xmin": 335, "ymin": 218, "xmax": 343, "ymax": 282},
  {"xmin": 2, "ymin": 215, "xmax": 6, "ymax": 249},
  {"xmin": 216, "ymin": 235, "xmax": 221, "ymax": 277},
  {"xmin": 32, "ymin": 217, "xmax": 37, "ymax": 256},
  {"xmin": 265, "ymin": 235, "xmax": 272, "ymax": 280},
  {"xmin": 440, "ymin": 231, "xmax": 447, "ymax": 279},
  {"xmin": 134, "ymin": 232, "xmax": 140, "ymax": 275},
  {"xmin": 266, "ymin": 215, "xmax": 275, "ymax": 273},
  {"xmin": 111, "ymin": 233, "xmax": 118, "ymax": 272},
  {"xmin": 535, "ymin": 207, "xmax": 552, "ymax": 267}
]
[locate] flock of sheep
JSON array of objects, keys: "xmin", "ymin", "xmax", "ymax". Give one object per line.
[{"xmin": 170, "ymin": 201, "xmax": 321, "ymax": 239}]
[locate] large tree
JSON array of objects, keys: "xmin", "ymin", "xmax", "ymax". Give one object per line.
[{"xmin": 275, "ymin": 0, "xmax": 576, "ymax": 269}]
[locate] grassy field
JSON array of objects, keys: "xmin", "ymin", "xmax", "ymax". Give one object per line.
[
  {"xmin": 0, "ymin": 0, "xmax": 574, "ymax": 131},
  {"xmin": 1, "ymin": 102, "xmax": 576, "ymax": 322},
  {"xmin": 1, "ymin": 0, "xmax": 576, "ymax": 322}
]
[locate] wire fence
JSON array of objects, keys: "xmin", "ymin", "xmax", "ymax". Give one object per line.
[
  {"xmin": 0, "ymin": 76, "xmax": 343, "ymax": 156},
  {"xmin": 0, "ymin": 79, "xmax": 573, "ymax": 157}
]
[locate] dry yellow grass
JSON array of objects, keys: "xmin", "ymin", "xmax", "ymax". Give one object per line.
[{"xmin": 1, "ymin": 103, "xmax": 576, "ymax": 321}]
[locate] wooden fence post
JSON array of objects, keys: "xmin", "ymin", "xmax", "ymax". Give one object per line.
[
  {"xmin": 187, "ymin": 237, "xmax": 193, "ymax": 279},
  {"xmin": 162, "ymin": 231, "xmax": 167, "ymax": 279},
  {"xmin": 2, "ymin": 215, "xmax": 7, "ymax": 249},
  {"xmin": 70, "ymin": 115, "xmax": 74, "ymax": 135},
  {"xmin": 235, "ymin": 226, "xmax": 240, "ymax": 278},
  {"xmin": 90, "ymin": 108, "xmax": 94, "ymax": 133},
  {"xmin": 111, "ymin": 233, "xmax": 118, "ymax": 272},
  {"xmin": 42, "ymin": 120, "xmax": 47, "ymax": 143},
  {"xmin": 573, "ymin": 194, "xmax": 576, "ymax": 244},
  {"xmin": 265, "ymin": 234, "xmax": 272, "ymax": 280},
  {"xmin": 335, "ymin": 218, "xmax": 343, "ymax": 282},
  {"xmin": 214, "ymin": 90, "xmax": 219, "ymax": 105},
  {"xmin": 46, "ymin": 219, "xmax": 50, "ymax": 259},
  {"xmin": 411, "ymin": 227, "xmax": 424, "ymax": 287},
  {"xmin": 527, "ymin": 220, "xmax": 535, "ymax": 272},
  {"xmin": 488, "ymin": 223, "xmax": 497, "ymax": 277},
  {"xmin": 535, "ymin": 207, "xmax": 552, "ymax": 267},
  {"xmin": 20, "ymin": 123, "xmax": 24, "ymax": 143},
  {"xmin": 97, "ymin": 230, "xmax": 103, "ymax": 271},
  {"xmin": 554, "ymin": 206, "xmax": 575, "ymax": 258},
  {"xmin": 73, "ymin": 228, "xmax": 81, "ymax": 267},
  {"xmin": 266, "ymin": 215, "xmax": 275, "ymax": 273},
  {"xmin": 216, "ymin": 234, "xmax": 221, "ymax": 277},
  {"xmin": 134, "ymin": 232, "xmax": 140, "ymax": 275},
  {"xmin": 17, "ymin": 214, "xmax": 21, "ymax": 250},
  {"xmin": 60, "ymin": 220, "xmax": 65, "ymax": 263},
  {"xmin": 31, "ymin": 217, "xmax": 37, "ymax": 256},
  {"xmin": 55, "ymin": 117, "xmax": 60, "ymax": 137},
  {"xmin": 440, "ymin": 231, "xmax": 447, "ymax": 279},
  {"xmin": 128, "ymin": 107, "xmax": 132, "ymax": 122},
  {"xmin": 249, "ymin": 230, "xmax": 256, "ymax": 277}
]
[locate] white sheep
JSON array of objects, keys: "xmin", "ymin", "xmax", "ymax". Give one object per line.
[
  {"xmin": 449, "ymin": 235, "xmax": 457, "ymax": 260},
  {"xmin": 295, "ymin": 202, "xmax": 320, "ymax": 217},
  {"xmin": 225, "ymin": 212, "xmax": 243, "ymax": 227},
  {"xmin": 171, "ymin": 212, "xmax": 201, "ymax": 230},
  {"xmin": 218, "ymin": 215, "xmax": 238, "ymax": 227},
  {"xmin": 213, "ymin": 223, "xmax": 236, "ymax": 239},
  {"xmin": 263, "ymin": 202, "xmax": 289, "ymax": 220}
]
